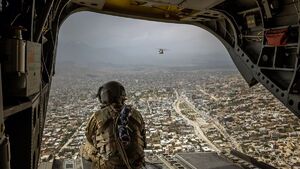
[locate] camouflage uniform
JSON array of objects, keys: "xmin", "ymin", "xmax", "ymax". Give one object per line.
[{"xmin": 81, "ymin": 104, "xmax": 146, "ymax": 169}]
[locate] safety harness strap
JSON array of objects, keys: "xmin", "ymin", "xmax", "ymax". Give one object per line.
[{"xmin": 114, "ymin": 113, "xmax": 133, "ymax": 169}]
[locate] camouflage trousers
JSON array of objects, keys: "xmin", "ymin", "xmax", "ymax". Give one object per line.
[
  {"xmin": 92, "ymin": 161, "xmax": 127, "ymax": 169},
  {"xmin": 80, "ymin": 141, "xmax": 99, "ymax": 162},
  {"xmin": 92, "ymin": 161, "xmax": 143, "ymax": 169},
  {"xmin": 80, "ymin": 141, "xmax": 143, "ymax": 169}
]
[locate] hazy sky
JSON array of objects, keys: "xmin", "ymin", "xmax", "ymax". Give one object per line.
[{"xmin": 57, "ymin": 12, "xmax": 234, "ymax": 68}]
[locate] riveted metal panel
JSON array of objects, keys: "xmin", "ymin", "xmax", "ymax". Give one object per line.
[{"xmin": 26, "ymin": 41, "xmax": 41, "ymax": 96}]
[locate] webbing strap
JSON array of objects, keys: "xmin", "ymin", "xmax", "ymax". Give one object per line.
[{"xmin": 113, "ymin": 114, "xmax": 133, "ymax": 169}]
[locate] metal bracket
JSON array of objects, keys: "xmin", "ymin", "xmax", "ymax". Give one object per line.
[{"xmin": 262, "ymin": 0, "xmax": 272, "ymax": 19}]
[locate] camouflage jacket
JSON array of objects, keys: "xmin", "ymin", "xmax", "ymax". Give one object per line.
[{"xmin": 83, "ymin": 104, "xmax": 146, "ymax": 168}]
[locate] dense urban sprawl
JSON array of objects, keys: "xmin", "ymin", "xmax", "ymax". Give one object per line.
[{"xmin": 40, "ymin": 70, "xmax": 300, "ymax": 169}]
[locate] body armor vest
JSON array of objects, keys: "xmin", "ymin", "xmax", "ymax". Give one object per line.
[{"xmin": 93, "ymin": 105, "xmax": 145, "ymax": 167}]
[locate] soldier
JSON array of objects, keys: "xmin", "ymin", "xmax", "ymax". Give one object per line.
[{"xmin": 80, "ymin": 81, "xmax": 146, "ymax": 169}]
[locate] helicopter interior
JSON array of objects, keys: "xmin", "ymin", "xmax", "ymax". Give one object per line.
[{"xmin": 0, "ymin": 0, "xmax": 300, "ymax": 169}]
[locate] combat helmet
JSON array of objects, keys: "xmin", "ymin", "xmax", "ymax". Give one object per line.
[{"xmin": 97, "ymin": 81, "xmax": 126, "ymax": 105}]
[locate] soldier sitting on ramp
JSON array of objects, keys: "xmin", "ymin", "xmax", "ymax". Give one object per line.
[{"xmin": 80, "ymin": 81, "xmax": 146, "ymax": 169}]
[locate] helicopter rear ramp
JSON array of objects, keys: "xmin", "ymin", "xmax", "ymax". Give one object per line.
[{"xmin": 175, "ymin": 152, "xmax": 242, "ymax": 169}]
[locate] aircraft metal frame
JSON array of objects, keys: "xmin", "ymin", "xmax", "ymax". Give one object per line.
[{"xmin": 0, "ymin": 0, "xmax": 299, "ymax": 168}]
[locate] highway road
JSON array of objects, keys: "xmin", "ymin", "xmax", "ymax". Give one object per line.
[
  {"xmin": 182, "ymin": 86, "xmax": 243, "ymax": 152},
  {"xmin": 173, "ymin": 90, "xmax": 220, "ymax": 152}
]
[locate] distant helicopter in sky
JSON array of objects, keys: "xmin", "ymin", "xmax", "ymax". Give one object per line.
[{"xmin": 158, "ymin": 48, "xmax": 168, "ymax": 54}]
